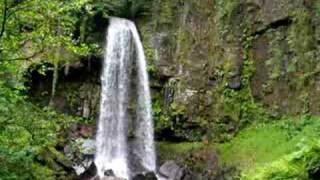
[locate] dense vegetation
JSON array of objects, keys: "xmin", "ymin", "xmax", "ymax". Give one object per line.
[
  {"xmin": 0, "ymin": 0, "xmax": 119, "ymax": 178},
  {"xmin": 1, "ymin": 0, "xmax": 320, "ymax": 179}
]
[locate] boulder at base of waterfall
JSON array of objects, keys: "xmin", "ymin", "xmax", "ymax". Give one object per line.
[
  {"xmin": 132, "ymin": 171, "xmax": 157, "ymax": 180},
  {"xmin": 64, "ymin": 138, "xmax": 95, "ymax": 175},
  {"xmin": 78, "ymin": 162, "xmax": 97, "ymax": 180},
  {"xmin": 159, "ymin": 161, "xmax": 193, "ymax": 180},
  {"xmin": 104, "ymin": 169, "xmax": 115, "ymax": 177},
  {"xmin": 97, "ymin": 170, "xmax": 126, "ymax": 180}
]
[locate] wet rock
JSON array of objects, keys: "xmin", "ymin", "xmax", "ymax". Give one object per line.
[
  {"xmin": 164, "ymin": 85, "xmax": 174, "ymax": 110},
  {"xmin": 98, "ymin": 172, "xmax": 126, "ymax": 180},
  {"xmin": 80, "ymin": 168, "xmax": 125, "ymax": 180},
  {"xmin": 159, "ymin": 161, "xmax": 185, "ymax": 180},
  {"xmin": 78, "ymin": 162, "xmax": 97, "ymax": 180},
  {"xmin": 73, "ymin": 158, "xmax": 94, "ymax": 176},
  {"xmin": 174, "ymin": 89, "xmax": 198, "ymax": 106},
  {"xmin": 261, "ymin": 0, "xmax": 303, "ymax": 25},
  {"xmin": 64, "ymin": 138, "xmax": 95, "ymax": 175},
  {"xmin": 132, "ymin": 171, "xmax": 157, "ymax": 180},
  {"xmin": 104, "ymin": 169, "xmax": 115, "ymax": 177},
  {"xmin": 150, "ymin": 32, "xmax": 176, "ymax": 78},
  {"xmin": 228, "ymin": 75, "xmax": 241, "ymax": 90},
  {"xmin": 83, "ymin": 99, "xmax": 90, "ymax": 118}
]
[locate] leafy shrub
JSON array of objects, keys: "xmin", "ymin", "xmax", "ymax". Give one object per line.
[
  {"xmin": 242, "ymin": 139, "xmax": 320, "ymax": 180},
  {"xmin": 0, "ymin": 84, "xmax": 79, "ymax": 179}
]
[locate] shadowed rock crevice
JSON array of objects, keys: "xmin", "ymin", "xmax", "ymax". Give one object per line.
[{"xmin": 251, "ymin": 18, "xmax": 293, "ymax": 37}]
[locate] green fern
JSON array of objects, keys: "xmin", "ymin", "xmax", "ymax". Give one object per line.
[{"xmin": 242, "ymin": 139, "xmax": 320, "ymax": 180}]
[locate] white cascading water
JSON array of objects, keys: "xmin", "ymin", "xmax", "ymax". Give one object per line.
[{"xmin": 95, "ymin": 17, "xmax": 156, "ymax": 180}]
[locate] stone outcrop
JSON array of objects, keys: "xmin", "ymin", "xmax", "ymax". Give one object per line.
[
  {"xmin": 136, "ymin": 0, "xmax": 320, "ymax": 141},
  {"xmin": 159, "ymin": 161, "xmax": 184, "ymax": 180},
  {"xmin": 158, "ymin": 161, "xmax": 196, "ymax": 180}
]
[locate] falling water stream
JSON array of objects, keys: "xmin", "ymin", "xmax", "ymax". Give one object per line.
[{"xmin": 95, "ymin": 17, "xmax": 156, "ymax": 180}]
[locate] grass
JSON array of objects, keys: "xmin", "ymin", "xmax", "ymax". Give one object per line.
[
  {"xmin": 156, "ymin": 115, "xmax": 320, "ymax": 177},
  {"xmin": 216, "ymin": 115, "xmax": 320, "ymax": 172},
  {"xmin": 216, "ymin": 122, "xmax": 296, "ymax": 170}
]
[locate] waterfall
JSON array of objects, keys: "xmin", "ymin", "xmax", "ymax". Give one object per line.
[{"xmin": 95, "ymin": 17, "xmax": 156, "ymax": 180}]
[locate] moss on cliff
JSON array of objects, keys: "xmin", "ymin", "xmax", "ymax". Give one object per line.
[{"xmin": 135, "ymin": 0, "xmax": 320, "ymax": 143}]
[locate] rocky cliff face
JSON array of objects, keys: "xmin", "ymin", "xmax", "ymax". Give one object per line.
[{"xmin": 137, "ymin": 0, "xmax": 320, "ymax": 141}]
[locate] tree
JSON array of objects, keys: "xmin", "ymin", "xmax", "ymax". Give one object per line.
[
  {"xmin": 0, "ymin": 1, "xmax": 96, "ymax": 179},
  {"xmin": 0, "ymin": 0, "xmax": 98, "ymax": 89}
]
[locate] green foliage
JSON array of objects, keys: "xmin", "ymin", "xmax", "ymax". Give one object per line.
[
  {"xmin": 0, "ymin": 84, "xmax": 80, "ymax": 179},
  {"xmin": 215, "ymin": 0, "xmax": 241, "ymax": 38},
  {"xmin": 157, "ymin": 141, "xmax": 203, "ymax": 162},
  {"xmin": 261, "ymin": 7, "xmax": 317, "ymax": 111},
  {"xmin": 105, "ymin": 0, "xmax": 152, "ymax": 19},
  {"xmin": 0, "ymin": 0, "xmax": 99, "ymax": 97},
  {"xmin": 157, "ymin": 0, "xmax": 173, "ymax": 25},
  {"xmin": 153, "ymin": 92, "xmax": 199, "ymax": 141},
  {"xmin": 217, "ymin": 122, "xmax": 296, "ymax": 171},
  {"xmin": 286, "ymin": 9, "xmax": 316, "ymax": 86},
  {"xmin": 316, "ymin": 2, "xmax": 320, "ymax": 16},
  {"xmin": 153, "ymin": 90, "xmax": 204, "ymax": 141},
  {"xmin": 217, "ymin": 116, "xmax": 320, "ymax": 177},
  {"xmin": 265, "ymin": 30, "xmax": 286, "ymax": 81},
  {"xmin": 0, "ymin": 0, "xmax": 95, "ymax": 61},
  {"xmin": 242, "ymin": 139, "xmax": 320, "ymax": 180},
  {"xmin": 158, "ymin": 116, "xmax": 320, "ymax": 179},
  {"xmin": 288, "ymin": 9, "xmax": 313, "ymax": 58},
  {"xmin": 153, "ymin": 98, "xmax": 173, "ymax": 134},
  {"xmin": 211, "ymin": 34, "xmax": 267, "ymax": 141},
  {"xmin": 0, "ymin": 1, "xmax": 96, "ymax": 178},
  {"xmin": 224, "ymin": 47, "xmax": 263, "ymax": 124}
]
